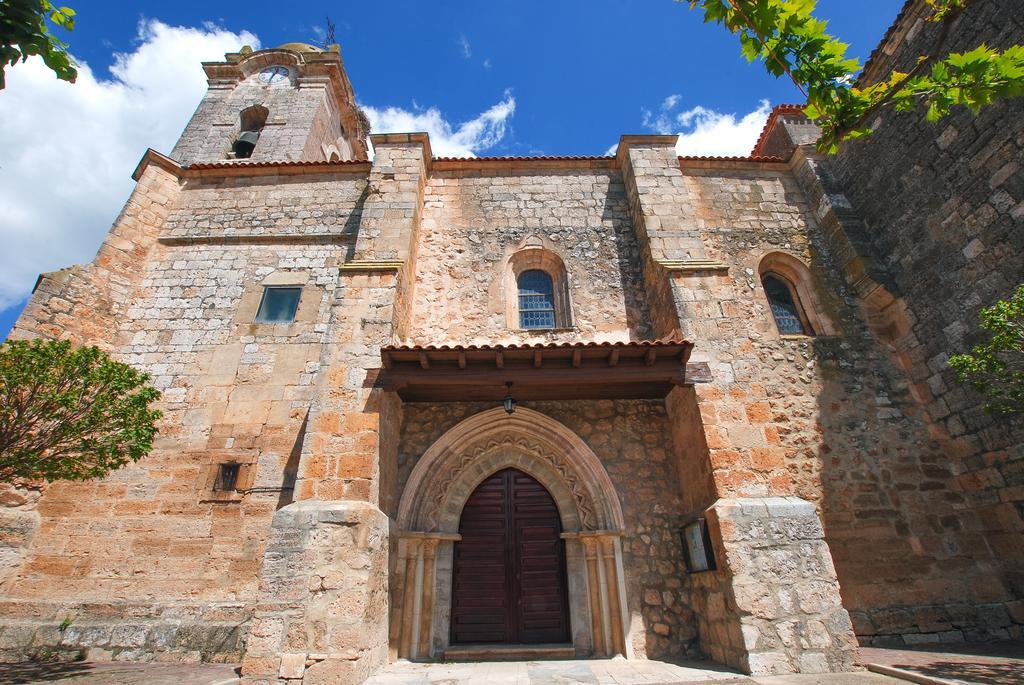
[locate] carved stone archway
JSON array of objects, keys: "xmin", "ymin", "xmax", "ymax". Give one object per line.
[{"xmin": 393, "ymin": 407, "xmax": 629, "ymax": 660}]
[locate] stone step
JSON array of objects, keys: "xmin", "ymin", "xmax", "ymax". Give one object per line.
[{"xmin": 443, "ymin": 644, "xmax": 576, "ymax": 661}]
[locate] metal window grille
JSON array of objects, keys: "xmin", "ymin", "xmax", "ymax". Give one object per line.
[
  {"xmin": 518, "ymin": 270, "xmax": 556, "ymax": 329},
  {"xmin": 762, "ymin": 275, "xmax": 807, "ymax": 335},
  {"xmin": 255, "ymin": 286, "xmax": 302, "ymax": 323},
  {"xmin": 215, "ymin": 463, "xmax": 240, "ymax": 492}
]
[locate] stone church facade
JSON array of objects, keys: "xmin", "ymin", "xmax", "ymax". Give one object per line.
[{"xmin": 1, "ymin": 2, "xmax": 1021, "ymax": 684}]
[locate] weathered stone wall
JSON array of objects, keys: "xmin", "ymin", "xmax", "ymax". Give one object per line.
[
  {"xmin": 6, "ymin": 11, "xmax": 1023, "ymax": 672},
  {"xmin": 709, "ymin": 497, "xmax": 859, "ymax": 674},
  {"xmin": 824, "ymin": 0, "xmax": 1024, "ymax": 636},
  {"xmin": 1, "ymin": 160, "xmax": 366, "ymax": 661},
  {"xmin": 233, "ymin": 135, "xmax": 427, "ymax": 684},
  {"xmin": 0, "ymin": 600, "xmax": 248, "ymax": 663},
  {"xmin": 397, "ymin": 400, "xmax": 700, "ymax": 661},
  {"xmin": 240, "ymin": 501, "xmax": 389, "ymax": 685},
  {"xmin": 669, "ymin": 159, "xmax": 1019, "ymax": 646},
  {"xmin": 161, "ymin": 171, "xmax": 367, "ymax": 241},
  {"xmin": 410, "ymin": 163, "xmax": 653, "ymax": 344}
]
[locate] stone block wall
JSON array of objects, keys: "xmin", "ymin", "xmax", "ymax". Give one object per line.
[
  {"xmin": 824, "ymin": 0, "xmax": 1024, "ymax": 634},
  {"xmin": 616, "ymin": 147, "xmax": 1018, "ymax": 651},
  {"xmin": 161, "ymin": 170, "xmax": 367, "ymax": 242},
  {"xmin": 241, "ymin": 501, "xmax": 389, "ymax": 685},
  {"xmin": 0, "ymin": 600, "xmax": 248, "ymax": 663},
  {"xmin": 1, "ymin": 155, "xmax": 373, "ymax": 663},
  {"xmin": 706, "ymin": 498, "xmax": 859, "ymax": 674},
  {"xmin": 410, "ymin": 162, "xmax": 652, "ymax": 344}
]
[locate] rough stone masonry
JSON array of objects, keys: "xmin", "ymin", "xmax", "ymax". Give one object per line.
[{"xmin": 0, "ymin": 3, "xmax": 1021, "ymax": 684}]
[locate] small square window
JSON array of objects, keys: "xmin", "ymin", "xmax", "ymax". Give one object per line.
[
  {"xmin": 255, "ymin": 286, "xmax": 302, "ymax": 323},
  {"xmin": 214, "ymin": 463, "xmax": 240, "ymax": 492}
]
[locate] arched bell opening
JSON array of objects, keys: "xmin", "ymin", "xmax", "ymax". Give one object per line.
[{"xmin": 230, "ymin": 105, "xmax": 269, "ymax": 159}]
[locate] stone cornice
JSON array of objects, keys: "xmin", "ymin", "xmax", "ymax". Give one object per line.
[
  {"xmin": 370, "ymin": 132, "xmax": 432, "ymax": 162},
  {"xmin": 130, "ymin": 141, "xmax": 804, "ymax": 186},
  {"xmin": 657, "ymin": 259, "xmax": 731, "ymax": 273},
  {"xmin": 615, "ymin": 134, "xmax": 680, "ymax": 167},
  {"xmin": 432, "ymin": 156, "xmax": 617, "ymax": 172},
  {"xmin": 339, "ymin": 260, "xmax": 404, "ymax": 272},
  {"xmin": 132, "ymin": 148, "xmax": 372, "ymax": 182},
  {"xmin": 158, "ymin": 233, "xmax": 354, "ymax": 246},
  {"xmin": 185, "ymin": 159, "xmax": 371, "ymax": 178},
  {"xmin": 132, "ymin": 148, "xmax": 184, "ymax": 182}
]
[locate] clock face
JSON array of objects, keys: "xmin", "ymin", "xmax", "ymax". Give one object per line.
[{"xmin": 258, "ymin": 66, "xmax": 290, "ymax": 84}]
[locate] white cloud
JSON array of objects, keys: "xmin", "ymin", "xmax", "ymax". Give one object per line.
[
  {"xmin": 639, "ymin": 93, "xmax": 682, "ymax": 135},
  {"xmin": 0, "ymin": 20, "xmax": 258, "ymax": 311},
  {"xmin": 458, "ymin": 33, "xmax": 472, "ymax": 59},
  {"xmin": 673, "ymin": 100, "xmax": 772, "ymax": 156},
  {"xmin": 610, "ymin": 97, "xmax": 772, "ymax": 158},
  {"xmin": 363, "ymin": 91, "xmax": 516, "ymax": 158}
]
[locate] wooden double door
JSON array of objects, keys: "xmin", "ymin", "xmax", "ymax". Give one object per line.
[{"xmin": 450, "ymin": 468, "xmax": 571, "ymax": 645}]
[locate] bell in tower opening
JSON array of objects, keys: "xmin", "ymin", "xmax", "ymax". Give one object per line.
[{"xmin": 231, "ymin": 105, "xmax": 269, "ymax": 159}]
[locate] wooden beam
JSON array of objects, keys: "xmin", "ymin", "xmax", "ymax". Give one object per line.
[
  {"xmin": 572, "ymin": 349, "xmax": 582, "ymax": 368},
  {"xmin": 385, "ymin": 365, "xmax": 684, "ymax": 389},
  {"xmin": 418, "ymin": 352, "xmax": 430, "ymax": 369},
  {"xmin": 608, "ymin": 349, "xmax": 619, "ymax": 367},
  {"xmin": 458, "ymin": 351, "xmax": 466, "ymax": 369},
  {"xmin": 644, "ymin": 349, "xmax": 657, "ymax": 366},
  {"xmin": 495, "ymin": 350, "xmax": 504, "ymax": 369},
  {"xmin": 533, "ymin": 349, "xmax": 543, "ymax": 368}
]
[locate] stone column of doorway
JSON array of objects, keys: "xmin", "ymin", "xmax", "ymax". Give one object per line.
[
  {"xmin": 241, "ymin": 134, "xmax": 431, "ymax": 685},
  {"xmin": 565, "ymin": 531, "xmax": 629, "ymax": 658},
  {"xmin": 392, "ymin": 532, "xmax": 460, "ymax": 660}
]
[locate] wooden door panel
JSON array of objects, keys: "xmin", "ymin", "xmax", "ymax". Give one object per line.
[
  {"xmin": 450, "ymin": 468, "xmax": 570, "ymax": 645},
  {"xmin": 450, "ymin": 471, "xmax": 511, "ymax": 645}
]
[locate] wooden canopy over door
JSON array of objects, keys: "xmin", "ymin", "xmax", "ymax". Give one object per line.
[
  {"xmin": 380, "ymin": 338, "xmax": 694, "ymax": 402},
  {"xmin": 450, "ymin": 468, "xmax": 570, "ymax": 645}
]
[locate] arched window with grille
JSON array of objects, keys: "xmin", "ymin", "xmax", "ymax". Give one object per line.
[
  {"xmin": 518, "ymin": 270, "xmax": 556, "ymax": 329},
  {"xmin": 762, "ymin": 273, "xmax": 811, "ymax": 335}
]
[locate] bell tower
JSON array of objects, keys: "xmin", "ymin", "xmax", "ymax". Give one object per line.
[{"xmin": 170, "ymin": 43, "xmax": 369, "ymax": 164}]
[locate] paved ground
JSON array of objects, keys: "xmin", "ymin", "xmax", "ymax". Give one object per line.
[
  {"xmin": 861, "ymin": 641, "xmax": 1024, "ymax": 685},
  {"xmin": 364, "ymin": 658, "xmax": 745, "ymax": 684},
  {"xmin": 363, "ymin": 659, "xmax": 907, "ymax": 685},
  {"xmin": 0, "ymin": 658, "xmax": 908, "ymax": 685},
  {"xmin": 5, "ymin": 643, "xmax": 1022, "ymax": 685},
  {"xmin": 0, "ymin": 661, "xmax": 240, "ymax": 685}
]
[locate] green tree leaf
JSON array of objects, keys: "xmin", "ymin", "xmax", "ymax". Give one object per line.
[
  {"xmin": 0, "ymin": 339, "xmax": 162, "ymax": 482},
  {"xmin": 0, "ymin": 0, "xmax": 78, "ymax": 90},
  {"xmin": 681, "ymin": 0, "xmax": 1024, "ymax": 153},
  {"xmin": 948, "ymin": 284, "xmax": 1024, "ymax": 415}
]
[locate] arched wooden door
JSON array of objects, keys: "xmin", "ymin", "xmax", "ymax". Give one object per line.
[{"xmin": 450, "ymin": 468, "xmax": 571, "ymax": 645}]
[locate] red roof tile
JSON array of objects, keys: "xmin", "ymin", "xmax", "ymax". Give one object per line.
[
  {"xmin": 432, "ymin": 155, "xmax": 614, "ymax": 162},
  {"xmin": 186, "ymin": 158, "xmax": 370, "ymax": 170},
  {"xmin": 678, "ymin": 154, "xmax": 789, "ymax": 163},
  {"xmin": 383, "ymin": 338, "xmax": 690, "ymax": 353},
  {"xmin": 749, "ymin": 104, "xmax": 807, "ymax": 157}
]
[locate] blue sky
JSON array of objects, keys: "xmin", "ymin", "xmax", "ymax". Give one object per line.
[{"xmin": 0, "ymin": 1, "xmax": 902, "ymax": 339}]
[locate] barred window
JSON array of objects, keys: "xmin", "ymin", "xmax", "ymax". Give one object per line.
[
  {"xmin": 762, "ymin": 274, "xmax": 809, "ymax": 335},
  {"xmin": 214, "ymin": 463, "xmax": 240, "ymax": 492},
  {"xmin": 518, "ymin": 270, "xmax": 556, "ymax": 330}
]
